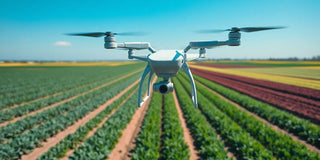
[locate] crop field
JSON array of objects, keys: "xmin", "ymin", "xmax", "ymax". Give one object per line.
[{"xmin": 0, "ymin": 61, "xmax": 319, "ymax": 160}]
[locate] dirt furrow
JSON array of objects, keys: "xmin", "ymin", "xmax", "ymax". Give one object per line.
[
  {"xmin": 172, "ymin": 90, "xmax": 200, "ymax": 160},
  {"xmin": 197, "ymin": 81, "xmax": 320, "ymax": 155},
  {"xmin": 0, "ymin": 70, "xmax": 142, "ymax": 128},
  {"xmin": 108, "ymin": 77, "xmax": 156, "ymax": 160},
  {"xmin": 20, "ymin": 79, "xmax": 141, "ymax": 160}
]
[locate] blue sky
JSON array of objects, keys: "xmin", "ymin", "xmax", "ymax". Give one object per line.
[{"xmin": 0, "ymin": 0, "xmax": 320, "ymax": 61}]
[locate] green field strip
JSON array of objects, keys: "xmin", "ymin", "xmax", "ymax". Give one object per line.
[
  {"xmin": 0, "ymin": 73, "xmax": 140, "ymax": 154},
  {"xmin": 0, "ymin": 63, "xmax": 145, "ymax": 94},
  {"xmin": 172, "ymin": 78, "xmax": 229, "ymax": 159},
  {"xmin": 68, "ymin": 77, "xmax": 149, "ymax": 159},
  {"xmin": 192, "ymin": 74, "xmax": 320, "ymax": 149},
  {"xmin": 177, "ymin": 74, "xmax": 274, "ymax": 159},
  {"xmin": 0, "ymin": 70, "xmax": 143, "ymax": 123},
  {"xmin": 0, "ymin": 67, "xmax": 142, "ymax": 111},
  {"xmin": 0, "ymin": 63, "xmax": 145, "ymax": 109},
  {"xmin": 37, "ymin": 83, "xmax": 139, "ymax": 160},
  {"xmin": 183, "ymin": 74, "xmax": 320, "ymax": 159},
  {"xmin": 131, "ymin": 92, "xmax": 162, "ymax": 160}
]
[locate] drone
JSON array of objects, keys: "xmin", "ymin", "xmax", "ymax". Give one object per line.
[{"xmin": 67, "ymin": 27, "xmax": 284, "ymax": 108}]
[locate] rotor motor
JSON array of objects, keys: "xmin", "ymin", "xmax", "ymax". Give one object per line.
[
  {"xmin": 104, "ymin": 36, "xmax": 117, "ymax": 49},
  {"xmin": 228, "ymin": 31, "xmax": 241, "ymax": 46}
]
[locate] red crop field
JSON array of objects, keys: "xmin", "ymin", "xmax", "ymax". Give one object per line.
[{"xmin": 0, "ymin": 61, "xmax": 319, "ymax": 160}]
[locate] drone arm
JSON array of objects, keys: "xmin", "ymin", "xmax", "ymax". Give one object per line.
[
  {"xmin": 117, "ymin": 42, "xmax": 156, "ymax": 53},
  {"xmin": 138, "ymin": 63, "xmax": 152, "ymax": 107},
  {"xmin": 182, "ymin": 62, "xmax": 198, "ymax": 108},
  {"xmin": 189, "ymin": 40, "xmax": 228, "ymax": 49},
  {"xmin": 183, "ymin": 40, "xmax": 229, "ymax": 61}
]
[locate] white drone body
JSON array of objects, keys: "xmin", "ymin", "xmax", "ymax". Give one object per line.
[{"xmin": 68, "ymin": 27, "xmax": 283, "ymax": 108}]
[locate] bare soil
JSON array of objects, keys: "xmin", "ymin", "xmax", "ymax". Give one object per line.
[{"xmin": 20, "ymin": 79, "xmax": 141, "ymax": 160}]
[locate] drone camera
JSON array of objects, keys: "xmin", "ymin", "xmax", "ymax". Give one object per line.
[
  {"xmin": 228, "ymin": 31, "xmax": 240, "ymax": 46},
  {"xmin": 153, "ymin": 81, "xmax": 174, "ymax": 94}
]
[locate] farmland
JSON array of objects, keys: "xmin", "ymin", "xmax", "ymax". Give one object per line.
[{"xmin": 0, "ymin": 61, "xmax": 319, "ymax": 159}]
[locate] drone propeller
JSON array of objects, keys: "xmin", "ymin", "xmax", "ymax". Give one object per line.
[
  {"xmin": 66, "ymin": 31, "xmax": 146, "ymax": 37},
  {"xmin": 196, "ymin": 26, "xmax": 285, "ymax": 33}
]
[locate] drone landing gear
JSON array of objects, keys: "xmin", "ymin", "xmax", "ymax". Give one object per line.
[
  {"xmin": 138, "ymin": 63, "xmax": 153, "ymax": 107},
  {"xmin": 182, "ymin": 63, "xmax": 198, "ymax": 108}
]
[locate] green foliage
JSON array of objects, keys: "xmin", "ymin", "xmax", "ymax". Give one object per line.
[
  {"xmin": 177, "ymin": 74, "xmax": 274, "ymax": 159},
  {"xmin": 37, "ymin": 84, "xmax": 138, "ymax": 160},
  {"xmin": 0, "ymin": 72, "xmax": 140, "ymax": 144},
  {"xmin": 160, "ymin": 93, "xmax": 190, "ymax": 160},
  {"xmin": 69, "ymin": 81, "xmax": 148, "ymax": 160},
  {"xmin": 131, "ymin": 92, "xmax": 162, "ymax": 160},
  {"xmin": 0, "ymin": 63, "xmax": 145, "ymax": 109},
  {"xmin": 172, "ymin": 78, "xmax": 229, "ymax": 159},
  {"xmin": 0, "ymin": 72, "xmax": 140, "ymax": 160},
  {"xmin": 193, "ymin": 74, "xmax": 320, "ymax": 149}
]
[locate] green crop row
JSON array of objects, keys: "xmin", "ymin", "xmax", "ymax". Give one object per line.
[
  {"xmin": 131, "ymin": 91, "xmax": 162, "ymax": 160},
  {"xmin": 0, "ymin": 71, "xmax": 142, "ymax": 123},
  {"xmin": 172, "ymin": 78, "xmax": 229, "ymax": 159},
  {"xmin": 37, "ymin": 84, "xmax": 138, "ymax": 160},
  {"xmin": 176, "ymin": 74, "xmax": 274, "ymax": 159},
  {"xmin": 193, "ymin": 74, "xmax": 320, "ymax": 148},
  {"xmin": 0, "ymin": 75, "xmax": 140, "ymax": 160},
  {"xmin": 160, "ymin": 93, "xmax": 190, "ymax": 159},
  {"xmin": 0, "ymin": 73, "xmax": 140, "ymax": 144},
  {"xmin": 0, "ymin": 70, "xmax": 105, "ymax": 108},
  {"xmin": 0, "ymin": 63, "xmax": 145, "ymax": 109},
  {"xmin": 69, "ymin": 79, "xmax": 149, "ymax": 160},
  {"xmin": 183, "ymin": 74, "xmax": 320, "ymax": 159}
]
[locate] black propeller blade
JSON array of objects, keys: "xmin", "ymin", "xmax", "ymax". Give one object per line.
[
  {"xmin": 197, "ymin": 26, "xmax": 285, "ymax": 33},
  {"xmin": 66, "ymin": 31, "xmax": 147, "ymax": 37}
]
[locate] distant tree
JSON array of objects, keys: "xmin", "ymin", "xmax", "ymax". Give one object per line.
[{"xmin": 312, "ymin": 55, "xmax": 320, "ymax": 61}]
